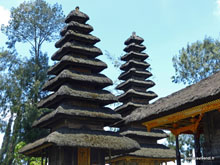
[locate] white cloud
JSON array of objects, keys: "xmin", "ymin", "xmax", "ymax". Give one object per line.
[
  {"xmin": 0, "ymin": 6, "xmax": 10, "ymax": 26},
  {"xmin": 214, "ymin": 0, "xmax": 220, "ymax": 16}
]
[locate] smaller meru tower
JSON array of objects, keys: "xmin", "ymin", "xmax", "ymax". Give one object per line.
[
  {"xmin": 20, "ymin": 7, "xmax": 139, "ymax": 165},
  {"xmin": 109, "ymin": 32, "xmax": 175, "ymax": 165}
]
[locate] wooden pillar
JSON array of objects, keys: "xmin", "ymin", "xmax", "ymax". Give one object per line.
[
  {"xmin": 194, "ymin": 133, "xmax": 201, "ymax": 165},
  {"xmin": 78, "ymin": 147, "xmax": 90, "ymax": 165},
  {"xmin": 176, "ymin": 135, "xmax": 181, "ymax": 165},
  {"xmin": 109, "ymin": 149, "xmax": 112, "ymax": 165}
]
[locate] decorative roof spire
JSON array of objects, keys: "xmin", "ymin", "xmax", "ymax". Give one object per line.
[
  {"xmin": 132, "ymin": 31, "xmax": 136, "ymax": 37},
  {"xmin": 75, "ymin": 6, "xmax": 79, "ymax": 11}
]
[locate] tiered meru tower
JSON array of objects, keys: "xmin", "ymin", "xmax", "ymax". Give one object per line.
[
  {"xmin": 20, "ymin": 7, "xmax": 139, "ymax": 165},
  {"xmin": 109, "ymin": 33, "xmax": 176, "ymax": 165}
]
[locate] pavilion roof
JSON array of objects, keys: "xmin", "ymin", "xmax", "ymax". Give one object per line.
[{"xmin": 125, "ymin": 70, "xmax": 220, "ymax": 124}]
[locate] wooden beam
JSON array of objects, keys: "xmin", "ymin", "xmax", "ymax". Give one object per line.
[
  {"xmin": 170, "ymin": 114, "xmax": 203, "ymax": 136},
  {"xmin": 143, "ymin": 98, "xmax": 220, "ymax": 131}
]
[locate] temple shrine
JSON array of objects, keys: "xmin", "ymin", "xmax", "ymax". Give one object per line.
[
  {"xmin": 108, "ymin": 33, "xmax": 176, "ymax": 165},
  {"xmin": 19, "ymin": 7, "xmax": 139, "ymax": 165}
]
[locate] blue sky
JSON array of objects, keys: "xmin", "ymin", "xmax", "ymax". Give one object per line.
[
  {"xmin": 1, "ymin": 1, "xmax": 220, "ymax": 164},
  {"xmin": 1, "ymin": 0, "xmax": 220, "ymax": 99}
]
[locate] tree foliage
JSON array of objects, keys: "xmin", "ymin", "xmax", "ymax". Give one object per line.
[
  {"xmin": 0, "ymin": 0, "xmax": 64, "ymax": 164},
  {"xmin": 14, "ymin": 141, "xmax": 44, "ymax": 165},
  {"xmin": 172, "ymin": 37, "xmax": 220, "ymax": 84},
  {"xmin": 1, "ymin": 0, "xmax": 64, "ymax": 52},
  {"xmin": 167, "ymin": 133, "xmax": 194, "ymax": 162}
]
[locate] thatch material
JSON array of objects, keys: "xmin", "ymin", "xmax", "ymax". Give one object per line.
[
  {"xmin": 124, "ymin": 43, "xmax": 146, "ymax": 53},
  {"xmin": 55, "ymin": 30, "xmax": 100, "ymax": 48},
  {"xmin": 116, "ymin": 79, "xmax": 155, "ymax": 91},
  {"xmin": 48, "ymin": 55, "xmax": 107, "ymax": 75},
  {"xmin": 60, "ymin": 21, "xmax": 93, "ymax": 36},
  {"xmin": 120, "ymin": 130, "xmax": 167, "ymax": 139},
  {"xmin": 118, "ymin": 89, "xmax": 157, "ymax": 102},
  {"xmin": 121, "ymin": 51, "xmax": 148, "ymax": 61},
  {"xmin": 119, "ymin": 68, "xmax": 152, "ymax": 80},
  {"xmin": 108, "ymin": 144, "xmax": 175, "ymax": 160},
  {"xmin": 128, "ymin": 145, "xmax": 176, "ymax": 159},
  {"xmin": 33, "ymin": 105, "xmax": 121, "ymax": 128},
  {"xmin": 115, "ymin": 102, "xmax": 143, "ymax": 114},
  {"xmin": 65, "ymin": 8, "xmax": 89, "ymax": 24},
  {"xmin": 51, "ymin": 42, "xmax": 102, "ymax": 61},
  {"xmin": 19, "ymin": 128, "xmax": 140, "ymax": 156},
  {"xmin": 120, "ymin": 60, "xmax": 150, "ymax": 71},
  {"xmin": 124, "ymin": 32, "xmax": 144, "ymax": 45},
  {"xmin": 38, "ymin": 85, "xmax": 117, "ymax": 108},
  {"xmin": 125, "ymin": 70, "xmax": 220, "ymax": 124},
  {"xmin": 112, "ymin": 146, "xmax": 176, "ymax": 159},
  {"xmin": 42, "ymin": 69, "xmax": 112, "ymax": 91}
]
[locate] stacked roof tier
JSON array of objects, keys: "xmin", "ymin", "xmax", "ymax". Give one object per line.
[
  {"xmin": 115, "ymin": 32, "xmax": 157, "ymax": 117},
  {"xmin": 20, "ymin": 8, "xmax": 139, "ymax": 161},
  {"xmin": 110, "ymin": 33, "xmax": 175, "ymax": 164}
]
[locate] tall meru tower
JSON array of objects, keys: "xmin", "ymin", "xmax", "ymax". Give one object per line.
[
  {"xmin": 109, "ymin": 32, "xmax": 176, "ymax": 165},
  {"xmin": 20, "ymin": 7, "xmax": 139, "ymax": 165}
]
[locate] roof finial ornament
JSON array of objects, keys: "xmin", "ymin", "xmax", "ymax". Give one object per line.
[
  {"xmin": 75, "ymin": 6, "xmax": 79, "ymax": 11},
  {"xmin": 132, "ymin": 32, "xmax": 136, "ymax": 36}
]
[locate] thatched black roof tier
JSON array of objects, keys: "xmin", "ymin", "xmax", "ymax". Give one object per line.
[
  {"xmin": 120, "ymin": 60, "xmax": 150, "ymax": 71},
  {"xmin": 121, "ymin": 51, "xmax": 149, "ymax": 61},
  {"xmin": 48, "ymin": 55, "xmax": 107, "ymax": 75},
  {"xmin": 51, "ymin": 42, "xmax": 102, "ymax": 61},
  {"xmin": 124, "ymin": 32, "xmax": 144, "ymax": 45},
  {"xmin": 19, "ymin": 128, "xmax": 140, "ymax": 157},
  {"xmin": 43, "ymin": 69, "xmax": 112, "ymax": 91},
  {"xmin": 115, "ymin": 102, "xmax": 144, "ymax": 116},
  {"xmin": 38, "ymin": 85, "xmax": 117, "ymax": 108},
  {"xmin": 120, "ymin": 129, "xmax": 167, "ymax": 139},
  {"xmin": 118, "ymin": 89, "xmax": 157, "ymax": 103},
  {"xmin": 110, "ymin": 144, "xmax": 175, "ymax": 160},
  {"xmin": 60, "ymin": 21, "xmax": 93, "ymax": 36},
  {"xmin": 125, "ymin": 71, "xmax": 220, "ymax": 124},
  {"xmin": 55, "ymin": 30, "xmax": 100, "ymax": 48},
  {"xmin": 116, "ymin": 79, "xmax": 155, "ymax": 91},
  {"xmin": 118, "ymin": 68, "xmax": 152, "ymax": 81},
  {"xmin": 65, "ymin": 7, "xmax": 89, "ymax": 24},
  {"xmin": 124, "ymin": 43, "xmax": 146, "ymax": 53},
  {"xmin": 33, "ymin": 105, "xmax": 121, "ymax": 128}
]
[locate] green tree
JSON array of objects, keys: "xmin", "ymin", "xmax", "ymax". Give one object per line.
[
  {"xmin": 14, "ymin": 141, "xmax": 44, "ymax": 165},
  {"xmin": 172, "ymin": 37, "xmax": 220, "ymax": 84},
  {"xmin": 0, "ymin": 0, "xmax": 64, "ymax": 164},
  {"xmin": 169, "ymin": 37, "xmax": 220, "ymax": 162}
]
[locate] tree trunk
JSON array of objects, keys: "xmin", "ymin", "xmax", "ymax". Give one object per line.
[
  {"xmin": 4, "ymin": 110, "xmax": 21, "ymax": 165},
  {"xmin": 0, "ymin": 113, "xmax": 13, "ymax": 164}
]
